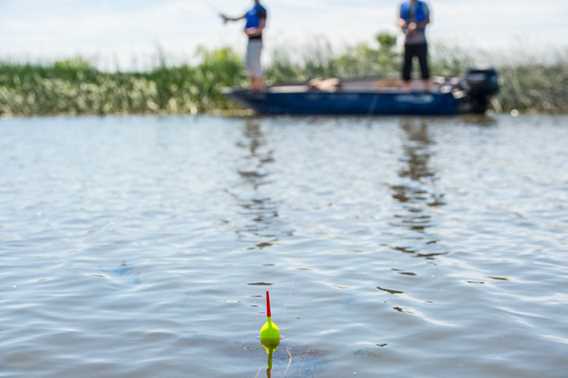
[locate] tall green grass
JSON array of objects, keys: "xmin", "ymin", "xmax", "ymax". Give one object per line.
[
  {"xmin": 497, "ymin": 58, "xmax": 568, "ymax": 113},
  {"xmin": 265, "ymin": 34, "xmax": 473, "ymax": 82},
  {"xmin": 0, "ymin": 34, "xmax": 566, "ymax": 116},
  {"xmin": 0, "ymin": 48, "xmax": 245, "ymax": 116}
]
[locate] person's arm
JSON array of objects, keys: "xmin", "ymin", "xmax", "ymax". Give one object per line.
[
  {"xmin": 409, "ymin": 17, "xmax": 428, "ymax": 33},
  {"xmin": 399, "ymin": 3, "xmax": 430, "ymax": 34},
  {"xmin": 221, "ymin": 13, "xmax": 245, "ymax": 24},
  {"xmin": 399, "ymin": 4, "xmax": 409, "ymax": 33},
  {"xmin": 400, "ymin": 17, "xmax": 415, "ymax": 34},
  {"xmin": 401, "ymin": 15, "xmax": 428, "ymax": 34}
]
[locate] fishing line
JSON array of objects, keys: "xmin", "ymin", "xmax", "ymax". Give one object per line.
[
  {"xmin": 206, "ymin": 0, "xmax": 220, "ymax": 14},
  {"xmin": 284, "ymin": 347, "xmax": 294, "ymax": 377},
  {"xmin": 199, "ymin": 0, "xmax": 223, "ymax": 17}
]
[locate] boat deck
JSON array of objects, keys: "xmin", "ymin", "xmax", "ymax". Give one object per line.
[{"xmin": 267, "ymin": 77, "xmax": 455, "ymax": 94}]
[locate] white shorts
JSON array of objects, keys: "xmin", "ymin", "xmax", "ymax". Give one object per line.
[{"xmin": 246, "ymin": 39, "xmax": 263, "ymax": 77}]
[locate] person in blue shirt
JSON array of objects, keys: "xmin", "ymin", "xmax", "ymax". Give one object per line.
[
  {"xmin": 399, "ymin": 0, "xmax": 431, "ymax": 91},
  {"xmin": 221, "ymin": 1, "xmax": 268, "ymax": 91}
]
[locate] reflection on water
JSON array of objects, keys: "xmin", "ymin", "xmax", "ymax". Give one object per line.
[
  {"xmin": 255, "ymin": 344, "xmax": 323, "ymax": 378},
  {"xmin": 390, "ymin": 120, "xmax": 446, "ymax": 259},
  {"xmin": 2, "ymin": 116, "xmax": 568, "ymax": 378},
  {"xmin": 263, "ymin": 346, "xmax": 275, "ymax": 378},
  {"xmin": 231, "ymin": 120, "xmax": 280, "ymax": 248}
]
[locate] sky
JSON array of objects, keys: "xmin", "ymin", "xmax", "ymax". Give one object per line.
[{"xmin": 0, "ymin": 0, "xmax": 567, "ymax": 69}]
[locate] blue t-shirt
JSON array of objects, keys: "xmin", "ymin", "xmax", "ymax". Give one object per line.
[
  {"xmin": 400, "ymin": 1, "xmax": 430, "ymax": 45},
  {"xmin": 245, "ymin": 4, "xmax": 267, "ymax": 40}
]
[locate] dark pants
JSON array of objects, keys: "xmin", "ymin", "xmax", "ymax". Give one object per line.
[{"xmin": 402, "ymin": 43, "xmax": 430, "ymax": 82}]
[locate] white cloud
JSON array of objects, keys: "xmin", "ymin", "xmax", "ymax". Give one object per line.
[{"xmin": 0, "ymin": 0, "xmax": 566, "ymax": 68}]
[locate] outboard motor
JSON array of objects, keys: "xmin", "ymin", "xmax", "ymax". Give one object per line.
[{"xmin": 464, "ymin": 68, "xmax": 500, "ymax": 114}]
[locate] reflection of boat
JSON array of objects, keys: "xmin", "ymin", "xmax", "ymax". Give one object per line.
[
  {"xmin": 226, "ymin": 68, "xmax": 499, "ymax": 116},
  {"xmin": 231, "ymin": 120, "xmax": 281, "ymax": 246},
  {"xmin": 388, "ymin": 120, "xmax": 448, "ymax": 260}
]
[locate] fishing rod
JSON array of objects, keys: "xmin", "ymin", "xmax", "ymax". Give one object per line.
[
  {"xmin": 201, "ymin": 0, "xmax": 249, "ymax": 25},
  {"xmin": 200, "ymin": 0, "xmax": 226, "ymax": 22},
  {"xmin": 202, "ymin": 0, "xmax": 221, "ymax": 14}
]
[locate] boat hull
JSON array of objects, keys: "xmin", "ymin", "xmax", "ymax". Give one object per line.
[{"xmin": 228, "ymin": 90, "xmax": 462, "ymax": 116}]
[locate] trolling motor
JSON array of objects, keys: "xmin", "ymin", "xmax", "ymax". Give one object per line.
[{"xmin": 463, "ymin": 68, "xmax": 500, "ymax": 114}]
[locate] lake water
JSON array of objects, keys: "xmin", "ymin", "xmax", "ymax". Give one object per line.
[{"xmin": 1, "ymin": 115, "xmax": 567, "ymax": 378}]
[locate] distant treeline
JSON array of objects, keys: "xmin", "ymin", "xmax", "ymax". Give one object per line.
[{"xmin": 1, "ymin": 34, "xmax": 567, "ymax": 116}]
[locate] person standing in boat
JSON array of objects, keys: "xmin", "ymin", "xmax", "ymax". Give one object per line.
[
  {"xmin": 221, "ymin": 1, "xmax": 268, "ymax": 91},
  {"xmin": 399, "ymin": 0, "xmax": 431, "ymax": 91}
]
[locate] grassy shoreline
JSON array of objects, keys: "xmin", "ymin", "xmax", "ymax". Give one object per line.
[{"xmin": 1, "ymin": 37, "xmax": 567, "ymax": 116}]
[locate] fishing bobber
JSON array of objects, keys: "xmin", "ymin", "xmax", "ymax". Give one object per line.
[
  {"xmin": 259, "ymin": 289, "xmax": 281, "ymax": 349},
  {"xmin": 260, "ymin": 289, "xmax": 280, "ymax": 377}
]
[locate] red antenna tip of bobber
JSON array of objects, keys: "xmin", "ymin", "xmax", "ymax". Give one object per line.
[{"xmin": 266, "ymin": 289, "xmax": 272, "ymax": 318}]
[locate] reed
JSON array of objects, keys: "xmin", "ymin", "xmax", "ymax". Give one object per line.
[
  {"xmin": 0, "ymin": 36, "xmax": 566, "ymax": 116},
  {"xmin": 496, "ymin": 59, "xmax": 568, "ymax": 113},
  {"xmin": 0, "ymin": 48, "xmax": 245, "ymax": 116}
]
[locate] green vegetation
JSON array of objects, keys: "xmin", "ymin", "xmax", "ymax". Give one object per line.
[
  {"xmin": 265, "ymin": 33, "xmax": 472, "ymax": 84},
  {"xmin": 0, "ymin": 48, "xmax": 245, "ymax": 116},
  {"xmin": 497, "ymin": 56, "xmax": 568, "ymax": 113},
  {"xmin": 0, "ymin": 34, "xmax": 566, "ymax": 116}
]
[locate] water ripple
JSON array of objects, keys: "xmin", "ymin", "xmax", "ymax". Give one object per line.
[{"xmin": 1, "ymin": 115, "xmax": 568, "ymax": 377}]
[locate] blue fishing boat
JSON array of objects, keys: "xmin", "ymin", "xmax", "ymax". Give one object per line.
[{"xmin": 226, "ymin": 68, "xmax": 499, "ymax": 116}]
